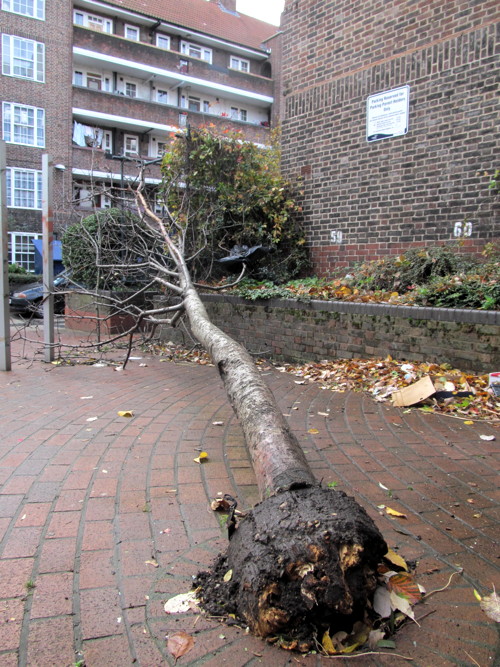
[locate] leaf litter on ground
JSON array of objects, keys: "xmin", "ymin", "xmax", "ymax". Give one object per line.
[{"xmin": 150, "ymin": 343, "xmax": 499, "ymax": 422}]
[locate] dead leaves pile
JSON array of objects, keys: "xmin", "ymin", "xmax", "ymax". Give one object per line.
[{"xmin": 274, "ymin": 357, "xmax": 499, "ymax": 422}]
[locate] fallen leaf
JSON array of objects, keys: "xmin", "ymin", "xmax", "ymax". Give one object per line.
[
  {"xmin": 387, "ymin": 572, "xmax": 422, "ymax": 603},
  {"xmin": 378, "ymin": 482, "xmax": 389, "ymax": 491},
  {"xmin": 373, "ymin": 586, "xmax": 392, "ymax": 618},
  {"xmin": 480, "ymin": 434, "xmax": 496, "ymax": 441},
  {"xmin": 164, "ymin": 591, "xmax": 199, "ymax": 614},
  {"xmin": 80, "ymin": 396, "xmax": 93, "ymax": 399},
  {"xmin": 223, "ymin": 569, "xmax": 233, "ymax": 582},
  {"xmin": 322, "ymin": 631, "xmax": 336, "ymax": 654},
  {"xmin": 317, "ymin": 411, "xmax": 329, "ymax": 417},
  {"xmin": 167, "ymin": 631, "xmax": 195, "ymax": 662},
  {"xmin": 389, "ymin": 590, "xmax": 416, "ymax": 621},
  {"xmin": 118, "ymin": 411, "xmax": 134, "ymax": 417},
  {"xmin": 385, "ymin": 507, "xmax": 407, "ymax": 519},
  {"xmin": 464, "ymin": 420, "xmax": 474, "ymax": 425},
  {"xmin": 474, "ymin": 589, "xmax": 482, "ymax": 601},
  {"xmin": 193, "ymin": 451, "xmax": 209, "ymax": 464},
  {"xmin": 384, "ymin": 548, "xmax": 409, "ymax": 571},
  {"xmin": 295, "ymin": 380, "xmax": 306, "ymax": 385},
  {"xmin": 368, "ymin": 629, "xmax": 386, "ymax": 650},
  {"xmin": 86, "ymin": 417, "xmax": 98, "ymax": 422},
  {"xmin": 212, "ymin": 421, "xmax": 224, "ymax": 426},
  {"xmin": 479, "ymin": 588, "xmax": 500, "ymax": 622},
  {"xmin": 308, "ymin": 428, "xmax": 319, "ymax": 434},
  {"xmin": 144, "ymin": 559, "xmax": 159, "ymax": 568}
]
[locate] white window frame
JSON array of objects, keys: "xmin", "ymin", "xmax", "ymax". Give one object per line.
[
  {"xmin": 230, "ymin": 56, "xmax": 249, "ymax": 73},
  {"xmin": 230, "ymin": 107, "xmax": 247, "ymax": 122},
  {"xmin": 1, "ymin": 0, "xmax": 44, "ymax": 20},
  {"xmin": 188, "ymin": 96, "xmax": 201, "ymax": 112},
  {"xmin": 73, "ymin": 70, "xmax": 110, "ymax": 91},
  {"xmin": 124, "ymin": 134, "xmax": 139, "ymax": 156},
  {"xmin": 180, "ymin": 40, "xmax": 212, "ymax": 64},
  {"xmin": 8, "ymin": 232, "xmax": 42, "ymax": 272},
  {"xmin": 73, "ymin": 10, "xmax": 112, "ymax": 33},
  {"xmin": 125, "ymin": 81, "xmax": 137, "ymax": 98},
  {"xmin": 2, "ymin": 34, "xmax": 45, "ymax": 82},
  {"xmin": 124, "ymin": 24, "xmax": 139, "ymax": 41},
  {"xmin": 6, "ymin": 167, "xmax": 42, "ymax": 210},
  {"xmin": 2, "ymin": 102, "xmax": 45, "ymax": 147},
  {"xmin": 73, "ymin": 182, "xmax": 112, "ymax": 210},
  {"xmin": 156, "ymin": 34, "xmax": 170, "ymax": 50},
  {"xmin": 156, "ymin": 89, "xmax": 168, "ymax": 104}
]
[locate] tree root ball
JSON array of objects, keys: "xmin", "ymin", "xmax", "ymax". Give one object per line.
[{"xmin": 196, "ymin": 487, "xmax": 387, "ymax": 641}]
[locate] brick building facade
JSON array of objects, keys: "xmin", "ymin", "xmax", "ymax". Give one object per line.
[
  {"xmin": 279, "ymin": 0, "xmax": 500, "ymax": 275},
  {"xmin": 1, "ymin": 0, "xmax": 278, "ymax": 271}
]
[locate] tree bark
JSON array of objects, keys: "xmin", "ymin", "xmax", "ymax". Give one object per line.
[{"xmin": 183, "ymin": 283, "xmax": 316, "ymax": 498}]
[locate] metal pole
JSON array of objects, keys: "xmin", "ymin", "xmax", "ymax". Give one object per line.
[
  {"xmin": 42, "ymin": 154, "xmax": 54, "ymax": 362},
  {"xmin": 0, "ymin": 140, "xmax": 11, "ymax": 371}
]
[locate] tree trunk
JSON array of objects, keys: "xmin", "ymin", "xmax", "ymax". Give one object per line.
[
  {"xmin": 183, "ymin": 282, "xmax": 387, "ymax": 642},
  {"xmin": 183, "ymin": 284, "xmax": 316, "ymax": 497}
]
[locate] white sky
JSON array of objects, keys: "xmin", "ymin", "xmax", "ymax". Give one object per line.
[{"xmin": 236, "ymin": 0, "xmax": 285, "ymax": 26}]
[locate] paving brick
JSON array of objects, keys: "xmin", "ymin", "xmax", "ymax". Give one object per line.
[
  {"xmin": 79, "ymin": 588, "xmax": 124, "ymax": 640},
  {"xmin": 29, "ymin": 572, "xmax": 73, "ymax": 618},
  {"xmin": 1, "ymin": 334, "xmax": 498, "ymax": 667}
]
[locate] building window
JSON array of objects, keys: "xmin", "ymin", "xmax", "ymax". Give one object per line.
[
  {"xmin": 8, "ymin": 232, "xmax": 42, "ymax": 272},
  {"xmin": 73, "ymin": 182, "xmax": 112, "ymax": 210},
  {"xmin": 6, "ymin": 168, "xmax": 42, "ymax": 209},
  {"xmin": 188, "ymin": 96, "xmax": 200, "ymax": 112},
  {"xmin": 203, "ymin": 100, "xmax": 210, "ymax": 113},
  {"xmin": 230, "ymin": 56, "xmax": 249, "ymax": 73},
  {"xmin": 125, "ymin": 82, "xmax": 137, "ymax": 98},
  {"xmin": 87, "ymin": 73, "xmax": 102, "ymax": 91},
  {"xmin": 179, "ymin": 59, "xmax": 188, "ymax": 74},
  {"xmin": 156, "ymin": 34, "xmax": 170, "ymax": 50},
  {"xmin": 124, "ymin": 134, "xmax": 139, "ymax": 156},
  {"xmin": 72, "ymin": 122, "xmax": 112, "ymax": 151},
  {"xmin": 180, "ymin": 41, "xmax": 212, "ymax": 64},
  {"xmin": 3, "ymin": 102, "xmax": 45, "ymax": 147},
  {"xmin": 157, "ymin": 90, "xmax": 168, "ymax": 104},
  {"xmin": 2, "ymin": 34, "xmax": 45, "ymax": 81},
  {"xmin": 73, "ymin": 10, "xmax": 112, "ymax": 33},
  {"xmin": 73, "ymin": 71, "xmax": 110, "ymax": 91},
  {"xmin": 179, "ymin": 113, "xmax": 187, "ymax": 127},
  {"xmin": 1, "ymin": 0, "xmax": 44, "ymax": 20},
  {"xmin": 230, "ymin": 107, "xmax": 247, "ymax": 122},
  {"xmin": 125, "ymin": 24, "xmax": 139, "ymax": 41},
  {"xmin": 156, "ymin": 142, "xmax": 167, "ymax": 157}
]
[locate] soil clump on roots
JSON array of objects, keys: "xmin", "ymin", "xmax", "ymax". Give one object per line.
[{"xmin": 195, "ymin": 486, "xmax": 387, "ymax": 648}]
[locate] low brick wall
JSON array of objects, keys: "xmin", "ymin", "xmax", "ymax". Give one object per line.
[{"xmin": 160, "ymin": 294, "xmax": 500, "ymax": 374}]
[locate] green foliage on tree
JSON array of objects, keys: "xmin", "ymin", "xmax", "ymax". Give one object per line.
[
  {"xmin": 62, "ymin": 208, "xmax": 147, "ymax": 290},
  {"xmin": 159, "ymin": 126, "xmax": 309, "ymax": 282}
]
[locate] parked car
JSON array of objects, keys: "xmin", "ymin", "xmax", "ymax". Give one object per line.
[{"xmin": 9, "ymin": 272, "xmax": 72, "ymax": 316}]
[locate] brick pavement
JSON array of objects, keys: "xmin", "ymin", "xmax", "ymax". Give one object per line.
[{"xmin": 0, "ymin": 324, "xmax": 498, "ymax": 666}]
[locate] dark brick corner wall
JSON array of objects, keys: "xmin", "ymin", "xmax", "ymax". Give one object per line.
[{"xmin": 280, "ymin": 0, "xmax": 500, "ymax": 275}]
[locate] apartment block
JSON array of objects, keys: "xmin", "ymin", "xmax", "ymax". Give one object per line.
[
  {"xmin": 1, "ymin": 0, "xmax": 278, "ymax": 271},
  {"xmin": 280, "ymin": 0, "xmax": 499, "ymax": 275}
]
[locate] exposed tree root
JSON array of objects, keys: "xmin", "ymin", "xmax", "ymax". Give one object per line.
[{"xmin": 196, "ymin": 486, "xmax": 387, "ymax": 644}]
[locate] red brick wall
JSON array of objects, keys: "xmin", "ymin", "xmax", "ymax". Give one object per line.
[
  {"xmin": 280, "ymin": 0, "xmax": 500, "ymax": 275},
  {"xmin": 1, "ymin": 0, "xmax": 73, "ymax": 233}
]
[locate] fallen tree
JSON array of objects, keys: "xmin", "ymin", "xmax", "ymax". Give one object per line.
[{"xmin": 58, "ymin": 128, "xmax": 387, "ymax": 643}]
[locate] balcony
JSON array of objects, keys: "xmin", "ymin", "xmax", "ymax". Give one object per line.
[
  {"xmin": 73, "ymin": 28, "xmax": 274, "ymax": 104},
  {"xmin": 72, "ymin": 87, "xmax": 271, "ymax": 144}
]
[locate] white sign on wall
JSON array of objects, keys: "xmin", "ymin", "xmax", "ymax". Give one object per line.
[{"xmin": 366, "ymin": 85, "xmax": 410, "ymax": 142}]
